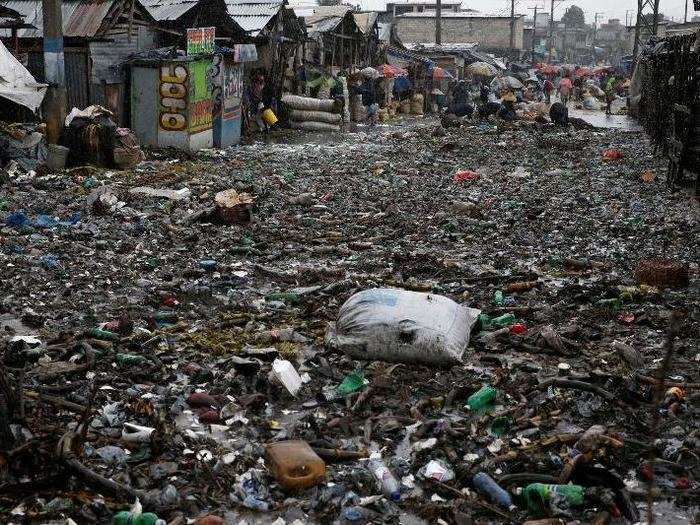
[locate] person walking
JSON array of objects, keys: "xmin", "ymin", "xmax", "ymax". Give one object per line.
[
  {"xmin": 557, "ymin": 75, "xmax": 572, "ymax": 106},
  {"xmin": 543, "ymin": 78, "xmax": 554, "ymax": 105}
]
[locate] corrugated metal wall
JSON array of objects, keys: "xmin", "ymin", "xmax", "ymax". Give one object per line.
[
  {"xmin": 65, "ymin": 48, "xmax": 90, "ymax": 109},
  {"xmin": 27, "ymin": 47, "xmax": 90, "ymax": 110}
]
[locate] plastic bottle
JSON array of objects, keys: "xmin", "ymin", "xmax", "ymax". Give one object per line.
[
  {"xmin": 521, "ymin": 483, "xmax": 585, "ymax": 514},
  {"xmin": 337, "ymin": 371, "xmax": 365, "ymax": 396},
  {"xmin": 492, "ymin": 313, "xmax": 516, "ymax": 327},
  {"xmin": 89, "ymin": 328, "xmax": 120, "ymax": 341},
  {"xmin": 265, "ymin": 440, "xmax": 326, "ymax": 489},
  {"xmin": 112, "ymin": 511, "xmax": 165, "ymax": 525},
  {"xmin": 493, "ymin": 290, "xmax": 505, "ymax": 305},
  {"xmin": 478, "ymin": 313, "xmax": 516, "ymax": 331},
  {"xmin": 367, "ymin": 457, "xmax": 401, "ymax": 501},
  {"xmin": 466, "ymin": 385, "xmax": 498, "ymax": 411},
  {"xmin": 116, "ymin": 353, "xmax": 151, "ymax": 366},
  {"xmin": 473, "ymin": 472, "xmax": 516, "ymax": 510}
]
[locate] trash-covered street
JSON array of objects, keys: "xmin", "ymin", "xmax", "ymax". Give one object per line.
[{"xmin": 1, "ymin": 115, "xmax": 698, "ymax": 524}]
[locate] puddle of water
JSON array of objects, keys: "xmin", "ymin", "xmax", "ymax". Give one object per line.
[{"xmin": 569, "ymin": 107, "xmax": 643, "ymax": 131}]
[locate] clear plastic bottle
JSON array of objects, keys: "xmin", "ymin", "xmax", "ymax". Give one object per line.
[
  {"xmin": 367, "ymin": 457, "xmax": 401, "ymax": 501},
  {"xmin": 473, "ymin": 472, "xmax": 516, "ymax": 510}
]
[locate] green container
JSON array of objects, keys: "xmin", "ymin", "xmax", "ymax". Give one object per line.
[
  {"xmin": 89, "ymin": 328, "xmax": 120, "ymax": 341},
  {"xmin": 466, "ymin": 385, "xmax": 498, "ymax": 411},
  {"xmin": 493, "ymin": 290, "xmax": 505, "ymax": 306},
  {"xmin": 116, "ymin": 353, "xmax": 150, "ymax": 366},
  {"xmin": 479, "ymin": 313, "xmax": 516, "ymax": 331},
  {"xmin": 266, "ymin": 292, "xmax": 301, "ymax": 304},
  {"xmin": 522, "ymin": 483, "xmax": 585, "ymax": 514},
  {"xmin": 337, "ymin": 371, "xmax": 366, "ymax": 396},
  {"xmin": 113, "ymin": 511, "xmax": 164, "ymax": 525}
]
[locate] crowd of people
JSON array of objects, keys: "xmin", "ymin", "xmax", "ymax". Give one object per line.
[{"xmin": 444, "ymin": 66, "xmax": 629, "ymax": 126}]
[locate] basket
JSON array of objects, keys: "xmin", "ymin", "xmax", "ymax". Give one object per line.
[{"xmin": 634, "ymin": 258, "xmax": 689, "ymax": 288}]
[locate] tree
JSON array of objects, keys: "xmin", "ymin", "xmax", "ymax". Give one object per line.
[{"xmin": 562, "ymin": 5, "xmax": 586, "ymax": 27}]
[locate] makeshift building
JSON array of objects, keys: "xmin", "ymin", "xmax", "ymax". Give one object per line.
[
  {"xmin": 0, "ymin": 0, "xmax": 170, "ymax": 119},
  {"xmin": 0, "ymin": 37, "xmax": 45, "ymax": 113},
  {"xmin": 0, "ymin": 3, "xmax": 33, "ymax": 53},
  {"xmin": 226, "ymin": 0, "xmax": 305, "ymax": 98},
  {"xmin": 353, "ymin": 11, "xmax": 381, "ymax": 65},
  {"xmin": 302, "ymin": 6, "xmax": 365, "ymax": 70},
  {"xmin": 140, "ymin": 0, "xmax": 247, "ymax": 42}
]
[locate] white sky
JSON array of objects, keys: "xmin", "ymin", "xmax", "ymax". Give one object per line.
[{"xmin": 289, "ymin": 0, "xmax": 698, "ymax": 25}]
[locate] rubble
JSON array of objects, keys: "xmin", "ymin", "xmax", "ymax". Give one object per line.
[{"xmin": 0, "ymin": 115, "xmax": 698, "ymax": 525}]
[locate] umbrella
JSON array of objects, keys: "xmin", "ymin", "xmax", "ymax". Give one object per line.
[
  {"xmin": 466, "ymin": 61, "xmax": 497, "ymax": 77},
  {"xmin": 503, "ymin": 76, "xmax": 524, "ymax": 89},
  {"xmin": 431, "ymin": 67, "xmax": 453, "ymax": 80},
  {"xmin": 576, "ymin": 67, "xmax": 592, "ymax": 77},
  {"xmin": 376, "ymin": 64, "xmax": 407, "ymax": 78},
  {"xmin": 490, "ymin": 76, "xmax": 524, "ymax": 92}
]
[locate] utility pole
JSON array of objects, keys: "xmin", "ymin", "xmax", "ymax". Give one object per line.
[
  {"xmin": 684, "ymin": 0, "xmax": 688, "ymax": 23},
  {"xmin": 435, "ymin": 0, "xmax": 441, "ymax": 45},
  {"xmin": 592, "ymin": 11, "xmax": 603, "ymax": 63},
  {"xmin": 625, "ymin": 10, "xmax": 632, "ymax": 27},
  {"xmin": 42, "ymin": 0, "xmax": 66, "ymax": 144},
  {"xmin": 632, "ymin": 0, "xmax": 659, "ymax": 65},
  {"xmin": 509, "ymin": 0, "xmax": 516, "ymax": 51},
  {"xmin": 528, "ymin": 5, "xmax": 538, "ymax": 64},
  {"xmin": 547, "ymin": 0, "xmax": 562, "ymax": 62}
]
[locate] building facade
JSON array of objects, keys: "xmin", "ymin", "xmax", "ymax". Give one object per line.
[{"xmin": 395, "ymin": 13, "xmax": 524, "ymax": 50}]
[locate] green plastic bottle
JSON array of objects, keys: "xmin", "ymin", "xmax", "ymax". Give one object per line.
[
  {"xmin": 466, "ymin": 385, "xmax": 498, "ymax": 411},
  {"xmin": 266, "ymin": 292, "xmax": 301, "ymax": 304},
  {"xmin": 113, "ymin": 511, "xmax": 165, "ymax": 525},
  {"xmin": 522, "ymin": 483, "xmax": 585, "ymax": 514},
  {"xmin": 493, "ymin": 290, "xmax": 505, "ymax": 306},
  {"xmin": 337, "ymin": 371, "xmax": 366, "ymax": 396},
  {"xmin": 89, "ymin": 328, "xmax": 120, "ymax": 341},
  {"xmin": 115, "ymin": 353, "xmax": 150, "ymax": 366},
  {"xmin": 596, "ymin": 298, "xmax": 622, "ymax": 311},
  {"xmin": 492, "ymin": 313, "xmax": 516, "ymax": 327}
]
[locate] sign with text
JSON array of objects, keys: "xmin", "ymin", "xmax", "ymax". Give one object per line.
[{"xmin": 186, "ymin": 27, "xmax": 215, "ymax": 55}]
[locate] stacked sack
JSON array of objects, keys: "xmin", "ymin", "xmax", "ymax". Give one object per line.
[{"xmin": 282, "ymin": 94, "xmax": 342, "ymax": 132}]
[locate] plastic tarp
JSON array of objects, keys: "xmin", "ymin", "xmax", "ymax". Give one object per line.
[{"xmin": 0, "ymin": 40, "xmax": 47, "ymax": 112}]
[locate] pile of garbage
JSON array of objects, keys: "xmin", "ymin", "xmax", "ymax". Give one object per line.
[{"xmin": 0, "ymin": 115, "xmax": 697, "ymax": 524}]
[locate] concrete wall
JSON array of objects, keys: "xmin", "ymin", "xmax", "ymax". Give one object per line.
[{"xmin": 395, "ymin": 16, "xmax": 524, "ymax": 49}]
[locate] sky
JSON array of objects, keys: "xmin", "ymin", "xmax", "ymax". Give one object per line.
[{"xmin": 296, "ymin": 0, "xmax": 699, "ymax": 25}]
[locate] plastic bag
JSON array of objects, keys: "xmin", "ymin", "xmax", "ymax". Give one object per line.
[{"xmin": 325, "ymin": 288, "xmax": 480, "ymax": 366}]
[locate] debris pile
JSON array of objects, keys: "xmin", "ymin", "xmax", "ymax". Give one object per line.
[{"xmin": 0, "ymin": 116, "xmax": 697, "ymax": 524}]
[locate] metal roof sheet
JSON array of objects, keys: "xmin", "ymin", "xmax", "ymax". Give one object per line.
[
  {"xmin": 64, "ymin": 1, "xmax": 113, "ymax": 37},
  {"xmin": 225, "ymin": 0, "xmax": 283, "ymax": 36},
  {"xmin": 1, "ymin": 0, "xmax": 114, "ymax": 37},
  {"xmin": 140, "ymin": 0, "xmax": 198, "ymax": 21},
  {"xmin": 353, "ymin": 12, "xmax": 377, "ymax": 34}
]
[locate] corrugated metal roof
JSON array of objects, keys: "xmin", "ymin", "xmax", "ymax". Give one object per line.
[
  {"xmin": 64, "ymin": 1, "xmax": 113, "ymax": 37},
  {"xmin": 140, "ymin": 0, "xmax": 198, "ymax": 21},
  {"xmin": 1, "ymin": 0, "xmax": 114, "ymax": 37},
  {"xmin": 225, "ymin": 0, "xmax": 283, "ymax": 36},
  {"xmin": 353, "ymin": 12, "xmax": 377, "ymax": 34}
]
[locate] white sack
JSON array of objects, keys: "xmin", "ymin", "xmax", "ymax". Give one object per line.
[{"xmin": 326, "ymin": 288, "xmax": 481, "ymax": 366}]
